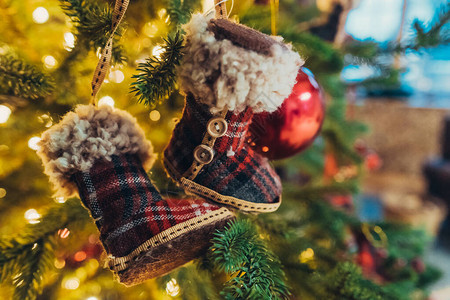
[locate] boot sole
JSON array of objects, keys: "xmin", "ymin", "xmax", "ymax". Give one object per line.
[
  {"xmin": 163, "ymin": 158, "xmax": 281, "ymax": 213},
  {"xmin": 109, "ymin": 207, "xmax": 234, "ymax": 286}
]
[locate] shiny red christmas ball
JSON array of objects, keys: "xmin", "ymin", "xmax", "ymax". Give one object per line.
[{"xmin": 248, "ymin": 67, "xmax": 325, "ymax": 160}]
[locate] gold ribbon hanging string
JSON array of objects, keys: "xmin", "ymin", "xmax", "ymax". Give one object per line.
[
  {"xmin": 214, "ymin": 0, "xmax": 228, "ymax": 19},
  {"xmin": 270, "ymin": 0, "xmax": 279, "ymax": 35},
  {"xmin": 90, "ymin": 0, "xmax": 130, "ymax": 105}
]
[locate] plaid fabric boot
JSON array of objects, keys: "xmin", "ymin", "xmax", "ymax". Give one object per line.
[
  {"xmin": 163, "ymin": 14, "xmax": 303, "ymax": 213},
  {"xmin": 37, "ymin": 104, "xmax": 234, "ymax": 286}
]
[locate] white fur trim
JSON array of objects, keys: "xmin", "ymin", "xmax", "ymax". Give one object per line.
[
  {"xmin": 178, "ymin": 14, "xmax": 303, "ymax": 113},
  {"xmin": 37, "ymin": 104, "xmax": 155, "ymax": 197}
]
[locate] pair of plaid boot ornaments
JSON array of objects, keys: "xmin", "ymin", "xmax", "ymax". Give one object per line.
[{"xmin": 38, "ymin": 14, "xmax": 302, "ymax": 286}]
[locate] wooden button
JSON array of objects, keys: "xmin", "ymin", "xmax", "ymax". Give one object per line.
[
  {"xmin": 193, "ymin": 145, "xmax": 214, "ymax": 164},
  {"xmin": 207, "ymin": 117, "xmax": 228, "ymax": 138}
]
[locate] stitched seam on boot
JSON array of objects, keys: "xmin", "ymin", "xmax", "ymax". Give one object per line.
[
  {"xmin": 180, "ymin": 177, "xmax": 281, "ymax": 213},
  {"xmin": 108, "ymin": 207, "xmax": 233, "ymax": 272}
]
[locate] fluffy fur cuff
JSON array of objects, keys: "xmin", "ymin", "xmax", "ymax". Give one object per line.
[
  {"xmin": 178, "ymin": 14, "xmax": 303, "ymax": 114},
  {"xmin": 37, "ymin": 104, "xmax": 155, "ymax": 197}
]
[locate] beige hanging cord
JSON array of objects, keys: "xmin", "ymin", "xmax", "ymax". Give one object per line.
[
  {"xmin": 270, "ymin": 0, "xmax": 279, "ymax": 35},
  {"xmin": 214, "ymin": 0, "xmax": 228, "ymax": 19},
  {"xmin": 90, "ymin": 0, "xmax": 130, "ymax": 105}
]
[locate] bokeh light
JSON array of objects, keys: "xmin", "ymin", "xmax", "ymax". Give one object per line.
[
  {"xmin": 166, "ymin": 278, "xmax": 180, "ymax": 297},
  {"xmin": 152, "ymin": 45, "xmax": 165, "ymax": 59},
  {"xmin": 28, "ymin": 136, "xmax": 41, "ymax": 151},
  {"xmin": 74, "ymin": 251, "xmax": 87, "ymax": 262},
  {"xmin": 58, "ymin": 228, "xmax": 70, "ymax": 239},
  {"xmin": 158, "ymin": 9, "xmax": 167, "ymax": 19},
  {"xmin": 54, "ymin": 259, "xmax": 66, "ymax": 269},
  {"xmin": 0, "ymin": 105, "xmax": 12, "ymax": 124},
  {"xmin": 109, "ymin": 70, "xmax": 125, "ymax": 83},
  {"xmin": 24, "ymin": 208, "xmax": 41, "ymax": 224},
  {"xmin": 63, "ymin": 32, "xmax": 75, "ymax": 51},
  {"xmin": 63, "ymin": 277, "xmax": 80, "ymax": 290},
  {"xmin": 98, "ymin": 96, "xmax": 115, "ymax": 107},
  {"xmin": 42, "ymin": 55, "xmax": 57, "ymax": 69},
  {"xmin": 0, "ymin": 188, "xmax": 6, "ymax": 198},
  {"xmin": 32, "ymin": 7, "xmax": 49, "ymax": 24},
  {"xmin": 55, "ymin": 197, "xmax": 66, "ymax": 203},
  {"xmin": 299, "ymin": 248, "xmax": 315, "ymax": 263},
  {"xmin": 149, "ymin": 110, "xmax": 161, "ymax": 122}
]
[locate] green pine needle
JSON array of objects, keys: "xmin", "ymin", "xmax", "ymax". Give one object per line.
[
  {"xmin": 130, "ymin": 31, "xmax": 185, "ymax": 107},
  {"xmin": 11, "ymin": 239, "xmax": 55, "ymax": 300},
  {"xmin": 167, "ymin": 0, "xmax": 202, "ymax": 28},
  {"xmin": 60, "ymin": 0, "xmax": 125, "ymax": 64},
  {"xmin": 158, "ymin": 265, "xmax": 220, "ymax": 300},
  {"xmin": 209, "ymin": 219, "xmax": 291, "ymax": 300},
  {"xmin": 0, "ymin": 198, "xmax": 90, "ymax": 300},
  {"xmin": 0, "ymin": 55, "xmax": 55, "ymax": 100},
  {"xmin": 320, "ymin": 262, "xmax": 397, "ymax": 300},
  {"xmin": 411, "ymin": 3, "xmax": 450, "ymax": 50}
]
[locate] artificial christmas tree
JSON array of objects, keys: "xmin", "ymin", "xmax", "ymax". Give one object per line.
[{"xmin": 0, "ymin": 0, "xmax": 448, "ymax": 299}]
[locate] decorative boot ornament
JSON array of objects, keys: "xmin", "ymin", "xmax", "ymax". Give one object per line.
[
  {"xmin": 164, "ymin": 14, "xmax": 303, "ymax": 213},
  {"xmin": 37, "ymin": 104, "xmax": 233, "ymax": 286}
]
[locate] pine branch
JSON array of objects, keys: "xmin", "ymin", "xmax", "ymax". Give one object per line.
[
  {"xmin": 305, "ymin": 201, "xmax": 359, "ymax": 246},
  {"xmin": 12, "ymin": 239, "xmax": 55, "ymax": 300},
  {"xmin": 344, "ymin": 4, "xmax": 449, "ymax": 65},
  {"xmin": 209, "ymin": 219, "xmax": 290, "ymax": 300},
  {"xmin": 322, "ymin": 97, "xmax": 368, "ymax": 163},
  {"xmin": 379, "ymin": 223, "xmax": 429, "ymax": 260},
  {"xmin": 158, "ymin": 265, "xmax": 220, "ymax": 300},
  {"xmin": 131, "ymin": 31, "xmax": 185, "ymax": 107},
  {"xmin": 409, "ymin": 3, "xmax": 450, "ymax": 50},
  {"xmin": 60, "ymin": 0, "xmax": 126, "ymax": 64},
  {"xmin": 281, "ymin": 31, "xmax": 344, "ymax": 74},
  {"xmin": 0, "ymin": 198, "xmax": 90, "ymax": 300},
  {"xmin": 283, "ymin": 181, "xmax": 360, "ymax": 201},
  {"xmin": 319, "ymin": 262, "xmax": 397, "ymax": 300},
  {"xmin": 167, "ymin": 0, "xmax": 202, "ymax": 28},
  {"xmin": 0, "ymin": 55, "xmax": 55, "ymax": 100}
]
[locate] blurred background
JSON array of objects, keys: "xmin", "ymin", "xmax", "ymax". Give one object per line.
[
  {"xmin": 341, "ymin": 0, "xmax": 450, "ymax": 298},
  {"xmin": 0, "ymin": 0, "xmax": 449, "ymax": 299}
]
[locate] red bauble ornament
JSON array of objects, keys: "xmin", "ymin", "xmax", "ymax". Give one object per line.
[
  {"xmin": 248, "ymin": 67, "xmax": 325, "ymax": 160},
  {"xmin": 365, "ymin": 152, "xmax": 382, "ymax": 171},
  {"xmin": 411, "ymin": 257, "xmax": 426, "ymax": 274},
  {"xmin": 358, "ymin": 242, "xmax": 375, "ymax": 272}
]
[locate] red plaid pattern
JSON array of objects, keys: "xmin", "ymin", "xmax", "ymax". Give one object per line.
[
  {"xmin": 164, "ymin": 93, "xmax": 282, "ymax": 207},
  {"xmin": 215, "ymin": 107, "xmax": 253, "ymax": 155},
  {"xmin": 194, "ymin": 146, "xmax": 282, "ymax": 204},
  {"xmin": 165, "ymin": 95, "xmax": 252, "ymax": 175},
  {"xmin": 74, "ymin": 154, "xmax": 221, "ymax": 257}
]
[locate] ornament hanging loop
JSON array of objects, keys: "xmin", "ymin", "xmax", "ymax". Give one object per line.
[
  {"xmin": 270, "ymin": 0, "xmax": 279, "ymax": 35},
  {"xmin": 90, "ymin": 0, "xmax": 129, "ymax": 105},
  {"xmin": 214, "ymin": 0, "xmax": 228, "ymax": 19}
]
